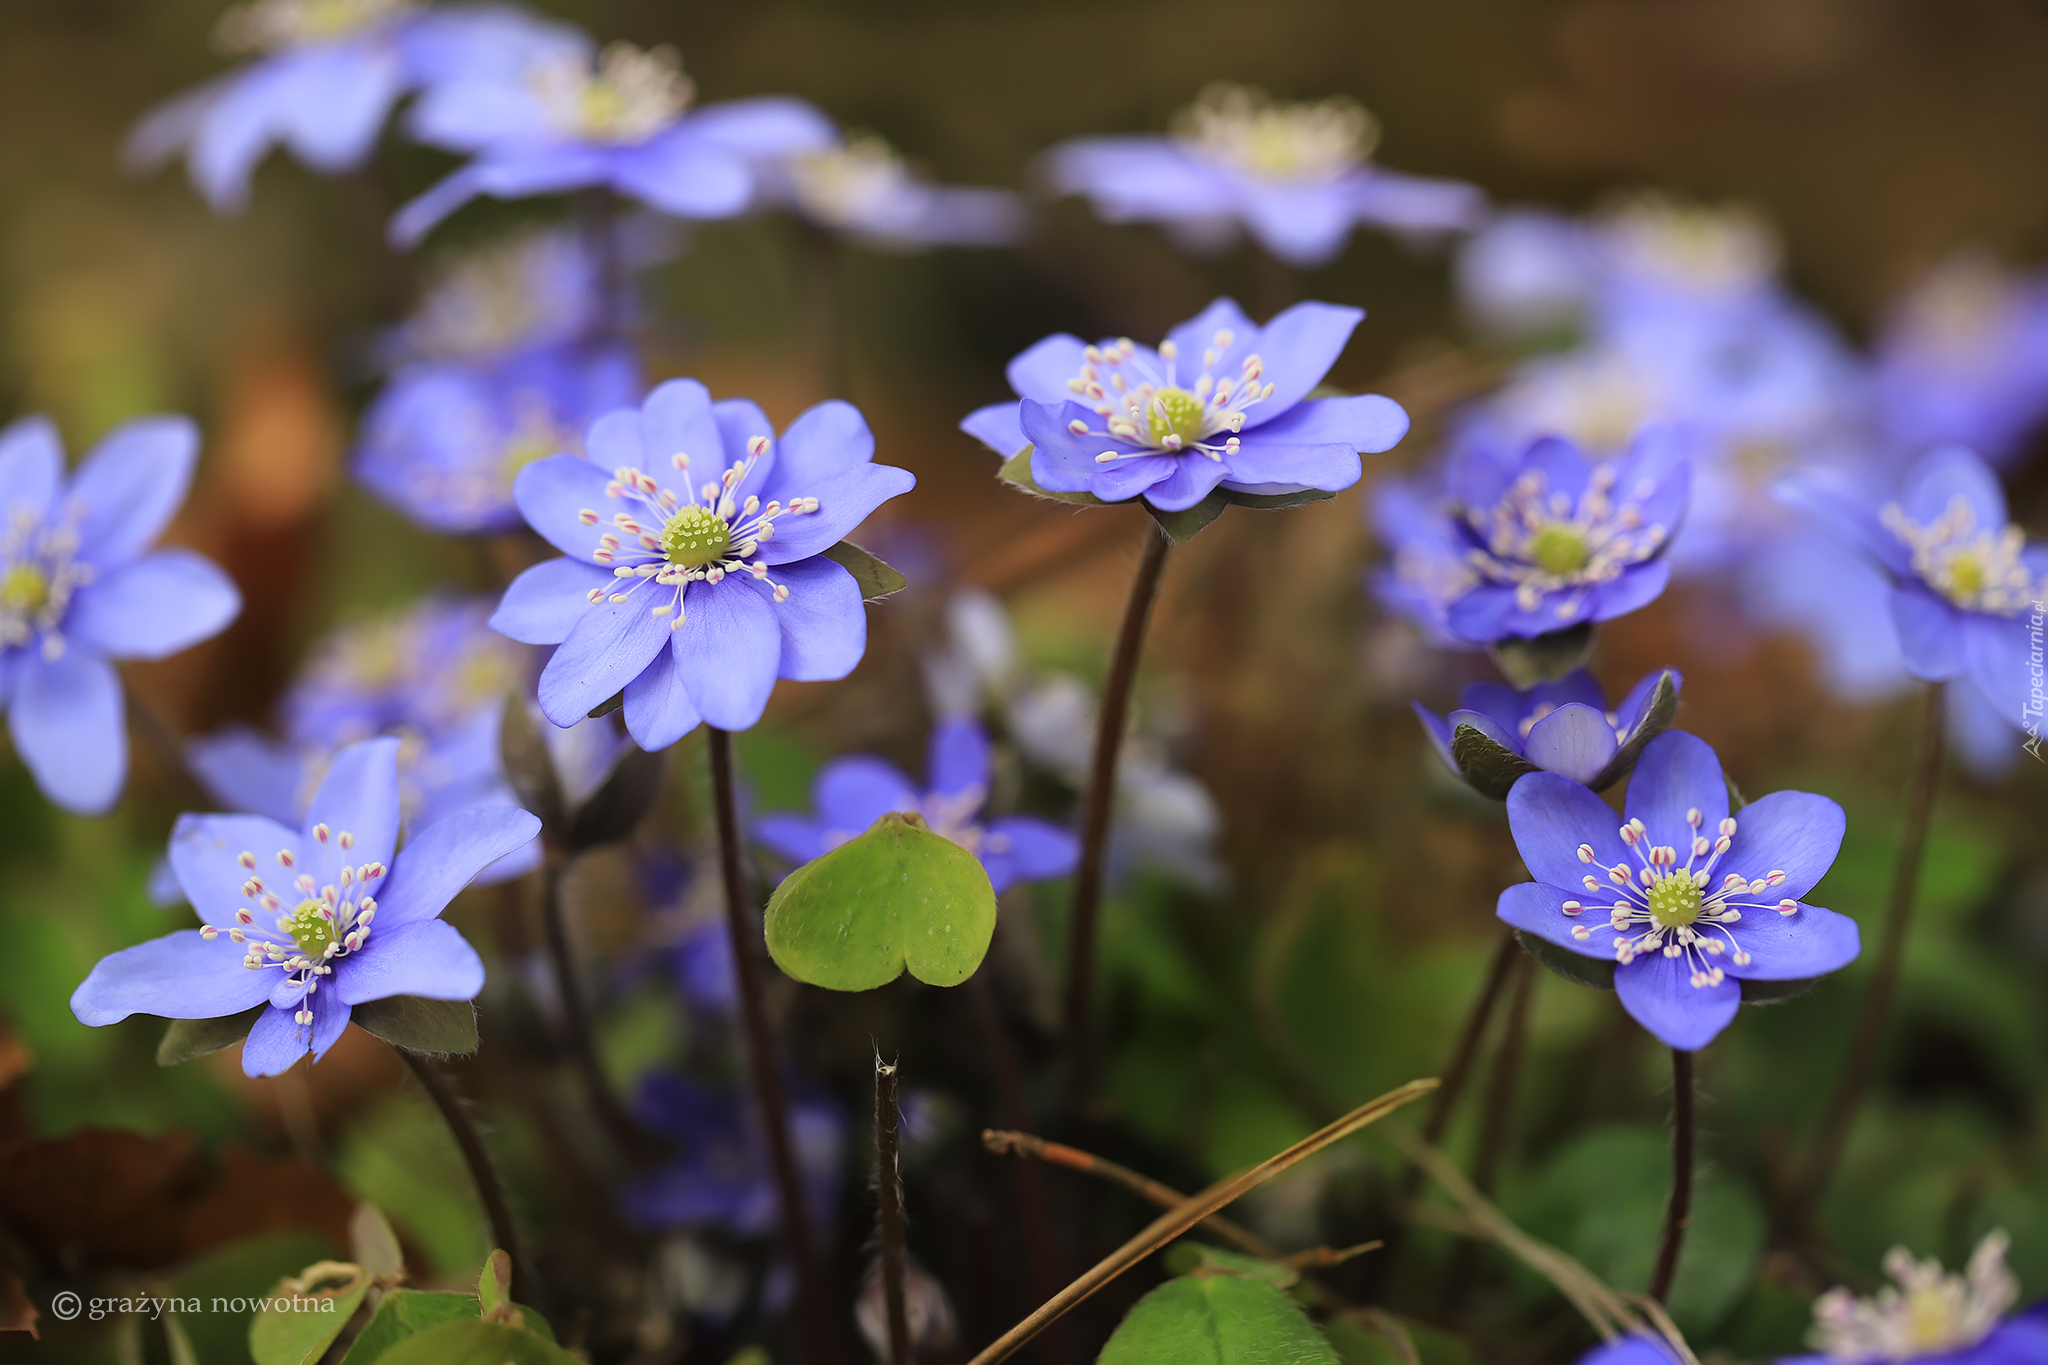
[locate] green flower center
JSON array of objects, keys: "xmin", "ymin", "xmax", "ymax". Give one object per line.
[
  {"xmin": 662, "ymin": 506, "xmax": 731, "ymax": 569},
  {"xmin": 1145, "ymin": 387, "xmax": 1208, "ymax": 448},
  {"xmin": 1529, "ymin": 525, "xmax": 1591, "ymax": 576},
  {"xmin": 284, "ymin": 899, "xmax": 337, "ymax": 959},
  {"xmin": 1647, "ymin": 875, "xmax": 1702, "ymax": 928},
  {"xmin": 0, "ymin": 564, "xmax": 50, "ymax": 619},
  {"xmin": 1947, "ymin": 550, "xmax": 1985, "ymax": 600}
]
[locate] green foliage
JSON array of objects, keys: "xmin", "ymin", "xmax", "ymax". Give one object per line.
[
  {"xmin": 248, "ymin": 1262, "xmax": 369, "ymax": 1365},
  {"xmin": 342, "ymin": 1291, "xmax": 481, "ymax": 1364},
  {"xmin": 763, "ymin": 810, "xmax": 998, "ymax": 990},
  {"xmin": 163, "ymin": 1231, "xmax": 340, "ymax": 1365},
  {"xmin": 350, "ymin": 997, "xmax": 479, "ymax": 1055},
  {"xmin": 1486, "ymin": 624, "xmax": 1596, "ymax": 688},
  {"xmin": 336, "ymin": 1095, "xmax": 491, "ymax": 1277},
  {"xmin": 157, "ymin": 1007, "xmax": 265, "ymax": 1065},
  {"xmin": 1097, "ymin": 1269, "xmax": 1341, "ymax": 1365},
  {"xmin": 818, "ymin": 539, "xmax": 909, "ymax": 601},
  {"xmin": 1147, "ymin": 491, "xmax": 1230, "ymax": 543},
  {"xmin": 1162, "ymin": 1244, "xmax": 1299, "ymax": 1286},
  {"xmin": 371, "ymin": 1320, "xmax": 580, "ymax": 1364},
  {"xmin": 997, "ymin": 446, "xmax": 1104, "ymax": 505}
]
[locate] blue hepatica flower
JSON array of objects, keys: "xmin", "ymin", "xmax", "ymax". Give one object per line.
[
  {"xmin": 188, "ymin": 596, "xmax": 544, "ymax": 884},
  {"xmin": 625, "ymin": 1071, "xmax": 843, "ymax": 1238},
  {"xmin": 491, "ymin": 379, "xmax": 916, "ymax": 746},
  {"xmin": 393, "ymin": 37, "xmax": 833, "ymax": 245},
  {"xmin": 755, "ymin": 717, "xmax": 1079, "ymax": 895},
  {"xmin": 1044, "ymin": 82, "xmax": 1483, "ymax": 268},
  {"xmin": 1873, "ymin": 254, "xmax": 2048, "ymax": 470},
  {"xmin": 0, "ymin": 415, "xmax": 241, "ymax": 815},
  {"xmin": 71, "ymin": 736, "xmax": 539, "ymax": 1076},
  {"xmin": 759, "ymin": 131, "xmax": 1023, "ymax": 251},
  {"xmin": 962, "ymin": 297, "xmax": 1410, "ymax": 513},
  {"xmin": 1573, "ymin": 1337, "xmax": 1685, "ymax": 1365},
  {"xmin": 1781, "ymin": 1232, "xmax": 2048, "ymax": 1365},
  {"xmin": 127, "ymin": 0, "xmax": 578, "ymax": 214},
  {"xmin": 1779, "ymin": 445, "xmax": 2045, "ymax": 739},
  {"xmin": 1415, "ymin": 667, "xmax": 1681, "ymax": 796},
  {"xmin": 1425, "ymin": 430, "xmax": 1690, "ymax": 644},
  {"xmin": 1499, "ymin": 730, "xmax": 1859, "ymax": 1051}
]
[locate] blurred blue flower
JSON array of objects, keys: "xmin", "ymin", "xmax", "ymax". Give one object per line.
[
  {"xmin": 1415, "ymin": 667, "xmax": 1680, "ymax": 792},
  {"xmin": 188, "ymin": 595, "xmax": 545, "ymax": 883},
  {"xmin": 756, "ymin": 131, "xmax": 1022, "ymax": 250},
  {"xmin": 491, "ymin": 379, "xmax": 915, "ymax": 744},
  {"xmin": 1573, "ymin": 1336, "xmax": 1684, "ymax": 1365},
  {"xmin": 71, "ymin": 737, "xmax": 538, "ymax": 1077},
  {"xmin": 0, "ymin": 415, "xmax": 241, "ymax": 815},
  {"xmin": 1045, "ymin": 83, "xmax": 1483, "ymax": 267},
  {"xmin": 625, "ymin": 1071, "xmax": 843, "ymax": 1238},
  {"xmin": 1499, "ymin": 730, "xmax": 1858, "ymax": 1051},
  {"xmin": 382, "ymin": 224, "xmax": 615, "ymax": 365},
  {"xmin": 963, "ymin": 297, "xmax": 1409, "ymax": 512},
  {"xmin": 1420, "ymin": 430, "xmax": 1689, "ymax": 643},
  {"xmin": 1780, "ymin": 1232, "xmax": 2047, "ymax": 1365},
  {"xmin": 755, "ymin": 717, "xmax": 1078, "ymax": 895},
  {"xmin": 1873, "ymin": 254, "xmax": 2048, "ymax": 469},
  {"xmin": 393, "ymin": 38, "xmax": 833, "ymax": 244},
  {"xmin": 127, "ymin": 0, "xmax": 579, "ymax": 214},
  {"xmin": 1779, "ymin": 445, "xmax": 2045, "ymax": 748}
]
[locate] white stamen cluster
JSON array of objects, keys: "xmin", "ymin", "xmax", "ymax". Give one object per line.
[
  {"xmin": 1063, "ymin": 329, "xmax": 1273, "ymax": 466},
  {"xmin": 0, "ymin": 507, "xmax": 89, "ymax": 662},
  {"xmin": 1172, "ymin": 82, "xmax": 1377, "ymax": 182},
  {"xmin": 531, "ymin": 42, "xmax": 693, "ymax": 144},
  {"xmin": 198, "ymin": 828, "xmax": 386, "ymax": 1027},
  {"xmin": 1566, "ymin": 807, "xmax": 1796, "ymax": 989},
  {"xmin": 407, "ymin": 230, "xmax": 593, "ymax": 359},
  {"xmin": 1881, "ymin": 495, "xmax": 2036, "ymax": 616},
  {"xmin": 1465, "ymin": 463, "xmax": 1669, "ymax": 618},
  {"xmin": 578, "ymin": 437, "xmax": 819, "ymax": 629},
  {"xmin": 215, "ymin": 0, "xmax": 414, "ymax": 52},
  {"xmin": 1602, "ymin": 196, "xmax": 1779, "ymax": 297},
  {"xmin": 788, "ymin": 134, "xmax": 914, "ymax": 232},
  {"xmin": 1810, "ymin": 1231, "xmax": 2017, "ymax": 1362}
]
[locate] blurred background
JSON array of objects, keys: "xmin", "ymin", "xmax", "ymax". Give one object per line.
[{"xmin": 2, "ymin": 1, "xmax": 2047, "ymax": 1362}]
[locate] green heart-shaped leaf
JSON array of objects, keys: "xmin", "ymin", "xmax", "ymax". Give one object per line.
[{"xmin": 764, "ymin": 811, "xmax": 998, "ymax": 991}]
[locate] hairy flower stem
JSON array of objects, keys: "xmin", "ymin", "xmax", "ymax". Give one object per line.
[
  {"xmin": 1650, "ymin": 1048, "xmax": 1695, "ymax": 1304},
  {"xmin": 875, "ymin": 1055, "xmax": 912, "ymax": 1365},
  {"xmin": 538, "ymin": 856, "xmax": 648, "ymax": 1159},
  {"xmin": 399, "ymin": 1049, "xmax": 532, "ymax": 1306},
  {"xmin": 1795, "ymin": 682, "xmax": 1944, "ymax": 1227},
  {"xmin": 708, "ymin": 726, "xmax": 839, "ymax": 1365},
  {"xmin": 1064, "ymin": 521, "xmax": 1172, "ymax": 1105}
]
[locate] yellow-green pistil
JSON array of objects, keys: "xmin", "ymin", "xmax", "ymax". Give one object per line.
[
  {"xmin": 1646, "ymin": 874, "xmax": 1702, "ymax": 929},
  {"xmin": 662, "ymin": 505, "xmax": 730, "ymax": 569},
  {"xmin": 1528, "ymin": 525, "xmax": 1591, "ymax": 577},
  {"xmin": 0, "ymin": 564, "xmax": 50, "ymax": 618},
  {"xmin": 283, "ymin": 899, "xmax": 337, "ymax": 959},
  {"xmin": 1145, "ymin": 387, "xmax": 1208, "ymax": 448}
]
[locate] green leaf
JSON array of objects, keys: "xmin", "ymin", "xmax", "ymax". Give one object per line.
[
  {"xmin": 819, "ymin": 540, "xmax": 909, "ymax": 602},
  {"xmin": 998, "ymin": 446, "xmax": 1105, "ymax": 506},
  {"xmin": 1228, "ymin": 488, "xmax": 1338, "ymax": 511},
  {"xmin": 1738, "ymin": 974, "xmax": 1822, "ymax": 1004},
  {"xmin": 249, "ymin": 1262, "xmax": 369, "ymax": 1365},
  {"xmin": 1098, "ymin": 1273, "xmax": 1341, "ymax": 1365},
  {"xmin": 1512, "ymin": 929, "xmax": 1616, "ymax": 990},
  {"xmin": 371, "ymin": 1321, "xmax": 580, "ymax": 1365},
  {"xmin": 588, "ymin": 690, "xmax": 625, "ymax": 719},
  {"xmin": 340, "ymin": 1291, "xmax": 480, "ymax": 1365},
  {"xmin": 1161, "ymin": 1244, "xmax": 1299, "ymax": 1287},
  {"xmin": 1589, "ymin": 669, "xmax": 1681, "ymax": 792},
  {"xmin": 1146, "ymin": 490, "xmax": 1230, "ymax": 543},
  {"xmin": 1449, "ymin": 723, "xmax": 1539, "ymax": 801},
  {"xmin": 349, "ymin": 1205, "xmax": 406, "ymax": 1280},
  {"xmin": 477, "ymin": 1251, "xmax": 511, "ymax": 1317},
  {"xmin": 565, "ymin": 744, "xmax": 666, "ymax": 850},
  {"xmin": 351, "ymin": 996, "xmax": 478, "ymax": 1055},
  {"xmin": 166, "ymin": 1231, "xmax": 341, "ymax": 1365},
  {"xmin": 764, "ymin": 810, "xmax": 998, "ymax": 991},
  {"xmin": 157, "ymin": 1007, "xmax": 264, "ymax": 1066},
  {"xmin": 1487, "ymin": 623, "xmax": 1596, "ymax": 689}
]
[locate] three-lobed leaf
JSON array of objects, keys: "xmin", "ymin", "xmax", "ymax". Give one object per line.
[{"xmin": 764, "ymin": 811, "xmax": 998, "ymax": 991}]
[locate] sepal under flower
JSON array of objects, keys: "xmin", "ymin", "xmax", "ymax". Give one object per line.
[{"xmin": 1416, "ymin": 667, "xmax": 1682, "ymax": 798}]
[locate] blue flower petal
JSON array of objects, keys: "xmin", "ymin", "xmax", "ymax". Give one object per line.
[
  {"xmin": 10, "ymin": 647, "xmax": 124, "ymax": 816},
  {"xmin": 1217, "ymin": 439, "xmax": 1360, "ymax": 496},
  {"xmin": 70, "ymin": 928, "xmax": 275, "ymax": 1026},
  {"xmin": 1505, "ymin": 771, "xmax": 1632, "ymax": 891},
  {"xmin": 756, "ymin": 557, "xmax": 865, "ymax": 683},
  {"xmin": 169, "ymin": 811, "xmax": 303, "ymax": 919},
  {"xmin": 304, "ymin": 737, "xmax": 403, "ymax": 872},
  {"xmin": 1717, "ymin": 790, "xmax": 1845, "ymax": 902},
  {"xmin": 68, "ymin": 550, "xmax": 240, "ymax": 660},
  {"xmin": 960, "ymin": 401, "xmax": 1027, "ymax": 458},
  {"xmin": 985, "ymin": 816, "xmax": 1079, "ymax": 882},
  {"xmin": 1720, "ymin": 902, "xmax": 1860, "ymax": 982},
  {"xmin": 815, "ymin": 757, "xmax": 918, "ymax": 833},
  {"xmin": 1005, "ymin": 333, "xmax": 1090, "ymax": 404},
  {"xmin": 1614, "ymin": 951, "xmax": 1741, "ymax": 1050},
  {"xmin": 65, "ymin": 415, "xmax": 198, "ymax": 569},
  {"xmin": 614, "ymin": 130, "xmax": 751, "ymax": 219},
  {"xmin": 492, "ymin": 557, "xmax": 611, "ymax": 645},
  {"xmin": 537, "ymin": 588, "xmax": 672, "ymax": 726},
  {"xmin": 773, "ymin": 401, "xmax": 875, "ymax": 488},
  {"xmin": 185, "ymin": 731, "xmax": 305, "ymax": 824},
  {"xmin": 752, "ymin": 463, "xmax": 915, "ymax": 565},
  {"xmin": 1241, "ymin": 301, "xmax": 1363, "ymax": 427},
  {"xmin": 240, "ymin": 987, "xmax": 351, "ymax": 1077},
  {"xmin": 1901, "ymin": 445, "xmax": 2008, "ymax": 529},
  {"xmin": 1237, "ymin": 183, "xmax": 1357, "ymax": 268},
  {"xmin": 673, "ymin": 578, "xmax": 780, "ymax": 731},
  {"xmin": 277, "ymin": 42, "xmax": 403, "ymax": 172},
  {"xmin": 681, "ymin": 96, "xmax": 835, "ymax": 159},
  {"xmin": 623, "ymin": 648, "xmax": 703, "ymax": 750},
  {"xmin": 1413, "ymin": 702, "xmax": 1458, "ymax": 774},
  {"xmin": 1020, "ymin": 400, "xmax": 1115, "ymax": 492},
  {"xmin": 1963, "ymin": 610, "xmax": 2031, "ymax": 723},
  {"xmin": 1134, "ymin": 455, "xmax": 1229, "ymax": 511},
  {"xmin": 1524, "ymin": 702, "xmax": 1619, "ymax": 784},
  {"xmin": 0, "ymin": 415, "xmax": 62, "ymax": 523},
  {"xmin": 1165, "ymin": 298, "xmax": 1260, "ymax": 377},
  {"xmin": 1497, "ymin": 880, "xmax": 1619, "ymax": 958},
  {"xmin": 372, "ymin": 806, "xmax": 543, "ymax": 930},
  {"xmin": 1889, "ymin": 583, "xmax": 1967, "ymax": 680},
  {"xmin": 333, "ymin": 919, "xmax": 485, "ymax": 1005},
  {"xmin": 1591, "ymin": 560, "xmax": 1674, "ymax": 624},
  {"xmin": 927, "ymin": 717, "xmax": 991, "ymax": 800},
  {"xmin": 191, "ymin": 63, "xmax": 293, "ymax": 213},
  {"xmin": 1445, "ymin": 583, "xmax": 1520, "ymax": 644},
  {"xmin": 514, "ymin": 453, "xmax": 616, "ymax": 559},
  {"xmin": 1252, "ymin": 393, "xmax": 1410, "ymax": 455},
  {"xmin": 755, "ymin": 813, "xmax": 830, "ymax": 865},
  {"xmin": 1623, "ymin": 732, "xmax": 1728, "ymax": 852}
]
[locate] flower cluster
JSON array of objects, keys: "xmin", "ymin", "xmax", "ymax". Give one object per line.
[
  {"xmin": 1415, "ymin": 666, "xmax": 1680, "ymax": 795},
  {"xmin": 765, "ymin": 132, "xmax": 1023, "ymax": 251},
  {"xmin": 1784, "ymin": 1232, "xmax": 2048, "ymax": 1365}
]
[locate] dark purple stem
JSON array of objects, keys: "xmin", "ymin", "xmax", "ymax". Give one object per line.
[{"xmin": 1650, "ymin": 1048, "xmax": 1695, "ymax": 1304}]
